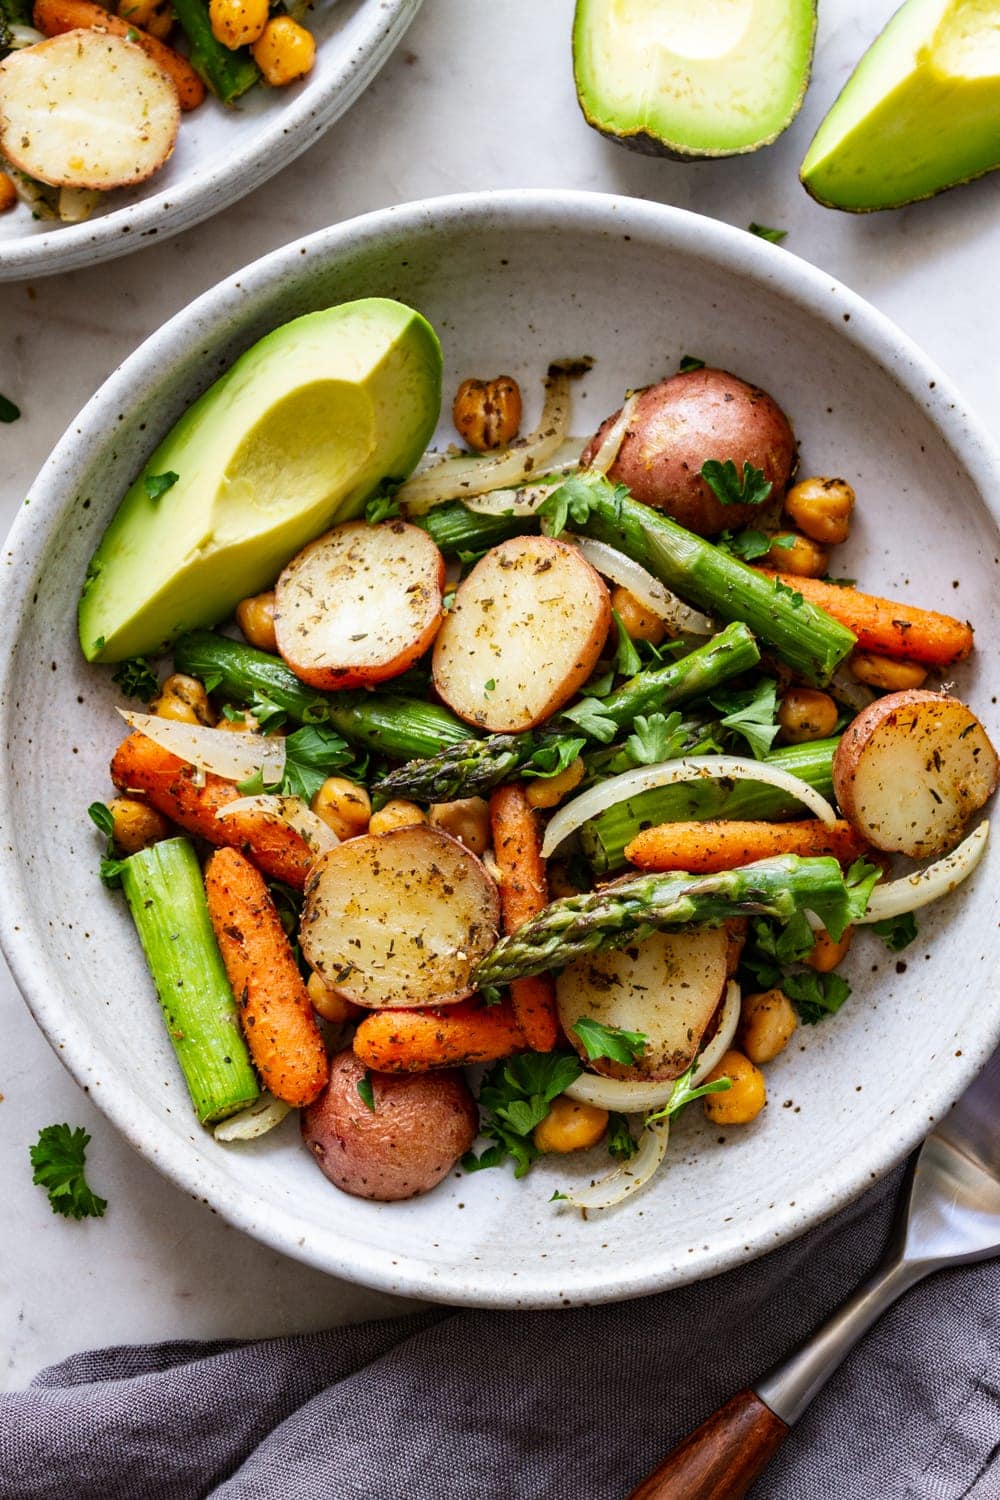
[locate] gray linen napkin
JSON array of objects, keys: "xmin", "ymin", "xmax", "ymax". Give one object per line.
[{"xmin": 2, "ymin": 1163, "xmax": 998, "ymax": 1500}]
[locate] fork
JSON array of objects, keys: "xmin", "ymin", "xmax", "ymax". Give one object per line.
[{"xmin": 627, "ymin": 1047, "xmax": 1000, "ymax": 1500}]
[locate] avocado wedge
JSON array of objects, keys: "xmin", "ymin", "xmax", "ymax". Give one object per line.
[
  {"xmin": 801, "ymin": 0, "xmax": 1000, "ymax": 211},
  {"xmin": 79, "ymin": 299, "xmax": 442, "ymax": 663},
  {"xmin": 573, "ymin": 0, "xmax": 817, "ymax": 158}
]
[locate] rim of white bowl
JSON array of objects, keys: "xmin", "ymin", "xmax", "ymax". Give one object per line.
[
  {"xmin": 0, "ymin": 0, "xmax": 422, "ymax": 282},
  {"xmin": 3, "ymin": 190, "xmax": 1000, "ymax": 1307}
]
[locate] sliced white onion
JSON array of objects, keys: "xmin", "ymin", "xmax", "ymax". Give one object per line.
[
  {"xmin": 463, "ymin": 445, "xmax": 583, "ymax": 516},
  {"xmin": 214, "ymin": 1094, "xmax": 292, "ymax": 1142},
  {"xmin": 827, "ymin": 666, "xmax": 874, "ymax": 714},
  {"xmin": 857, "ymin": 822, "xmax": 989, "ymax": 924},
  {"xmin": 58, "ymin": 186, "xmax": 103, "ymax": 224},
  {"xmin": 396, "ymin": 366, "xmax": 573, "ymax": 514},
  {"xmin": 559, "ymin": 1118, "xmax": 670, "ymax": 1212},
  {"xmin": 8, "ymin": 23, "xmax": 45, "ymax": 47},
  {"xmin": 541, "ymin": 755, "xmax": 838, "ymax": 859},
  {"xmin": 119, "ymin": 710, "xmax": 285, "ymax": 786},
  {"xmin": 216, "ymin": 795, "xmax": 339, "ymax": 857},
  {"xmin": 568, "ymin": 535, "xmax": 715, "ymax": 637}
]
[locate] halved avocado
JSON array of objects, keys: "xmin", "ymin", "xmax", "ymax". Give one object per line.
[
  {"xmin": 801, "ymin": 0, "xmax": 1000, "ymax": 211},
  {"xmin": 573, "ymin": 0, "xmax": 818, "ymax": 158}
]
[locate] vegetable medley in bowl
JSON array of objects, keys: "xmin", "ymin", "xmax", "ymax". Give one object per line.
[{"xmin": 77, "ymin": 295, "xmax": 997, "ymax": 1213}]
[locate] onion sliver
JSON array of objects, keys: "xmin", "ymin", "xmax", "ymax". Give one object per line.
[
  {"xmin": 216, "ymin": 794, "xmax": 339, "ymax": 856},
  {"xmin": 463, "ymin": 448, "xmax": 583, "ymax": 516},
  {"xmin": 827, "ymin": 666, "xmax": 875, "ymax": 714},
  {"xmin": 396, "ymin": 367, "xmax": 572, "ymax": 514},
  {"xmin": 214, "ymin": 1094, "xmax": 292, "ymax": 1142},
  {"xmin": 587, "ymin": 391, "xmax": 640, "ymax": 475},
  {"xmin": 858, "ymin": 822, "xmax": 990, "ymax": 924},
  {"xmin": 119, "ymin": 710, "xmax": 284, "ymax": 786},
  {"xmin": 541, "ymin": 755, "xmax": 838, "ymax": 859},
  {"xmin": 569, "ymin": 535, "xmax": 714, "ymax": 637},
  {"xmin": 560, "ymin": 1118, "xmax": 670, "ymax": 1212}
]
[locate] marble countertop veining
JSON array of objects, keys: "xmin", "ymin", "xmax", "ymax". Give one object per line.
[{"xmin": 1, "ymin": 0, "xmax": 997, "ymax": 1388}]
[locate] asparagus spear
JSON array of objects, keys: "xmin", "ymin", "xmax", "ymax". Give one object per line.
[
  {"xmin": 174, "ymin": 631, "xmax": 473, "ymax": 761},
  {"xmin": 120, "ymin": 839, "xmax": 260, "ymax": 1124},
  {"xmin": 170, "ymin": 0, "xmax": 259, "ymax": 103},
  {"xmin": 374, "ymin": 622, "xmax": 759, "ymax": 801},
  {"xmin": 580, "ymin": 738, "xmax": 838, "ymax": 875},
  {"xmin": 415, "ymin": 501, "xmax": 534, "ymax": 556},
  {"xmin": 473, "ymin": 855, "xmax": 853, "ymax": 987}
]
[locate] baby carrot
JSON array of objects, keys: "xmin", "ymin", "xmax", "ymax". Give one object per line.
[
  {"xmin": 757, "ymin": 572, "xmax": 973, "ymax": 667},
  {"xmin": 625, "ymin": 818, "xmax": 870, "ymax": 873},
  {"xmin": 489, "ymin": 784, "xmax": 560, "ymax": 1051},
  {"xmin": 353, "ymin": 1000, "xmax": 524, "ymax": 1074}
]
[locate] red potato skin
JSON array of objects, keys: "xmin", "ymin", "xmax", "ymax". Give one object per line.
[
  {"xmin": 302, "ymin": 1049, "xmax": 478, "ymax": 1201},
  {"xmin": 581, "ymin": 368, "xmax": 796, "ymax": 536}
]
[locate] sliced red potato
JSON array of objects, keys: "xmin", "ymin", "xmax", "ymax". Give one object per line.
[
  {"xmin": 432, "ymin": 535, "xmax": 611, "ymax": 731},
  {"xmin": 0, "ymin": 31, "xmax": 179, "ymax": 190},
  {"xmin": 833, "ymin": 690, "xmax": 998, "ymax": 858},
  {"xmin": 556, "ymin": 927, "xmax": 730, "ymax": 1082},
  {"xmin": 299, "ymin": 824, "xmax": 500, "ymax": 1008},
  {"xmin": 274, "ymin": 520, "xmax": 445, "ymax": 690}
]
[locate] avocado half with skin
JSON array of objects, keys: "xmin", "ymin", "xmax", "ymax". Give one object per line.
[
  {"xmin": 801, "ymin": 0, "xmax": 1000, "ymax": 211},
  {"xmin": 79, "ymin": 299, "xmax": 442, "ymax": 663},
  {"xmin": 572, "ymin": 0, "xmax": 818, "ymax": 159}
]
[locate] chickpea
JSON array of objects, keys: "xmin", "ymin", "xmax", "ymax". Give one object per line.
[
  {"xmin": 610, "ymin": 585, "xmax": 667, "ymax": 646},
  {"xmin": 153, "ymin": 673, "xmax": 215, "ymax": 725},
  {"xmin": 533, "ymin": 1096, "xmax": 608, "ymax": 1154},
  {"xmin": 106, "ymin": 796, "xmax": 170, "ymax": 855},
  {"xmin": 785, "ymin": 476, "xmax": 855, "ymax": 546},
  {"xmin": 252, "ymin": 16, "xmax": 316, "ymax": 85},
  {"xmin": 369, "ymin": 799, "xmax": 426, "ymax": 836},
  {"xmin": 849, "ymin": 651, "xmax": 927, "ymax": 692},
  {"xmin": 702, "ymin": 1050, "xmax": 766, "ymax": 1126},
  {"xmin": 306, "ymin": 970, "xmax": 361, "ymax": 1025},
  {"xmin": 548, "ymin": 859, "xmax": 584, "ymax": 899},
  {"xmin": 739, "ymin": 989, "xmax": 797, "ymax": 1065},
  {"xmin": 452, "ymin": 376, "xmax": 522, "ymax": 452},
  {"xmin": 427, "ymin": 796, "xmax": 490, "ymax": 854},
  {"xmin": 118, "ymin": 0, "xmax": 175, "ymax": 38},
  {"xmin": 525, "ymin": 757, "xmax": 585, "ymax": 810},
  {"xmin": 778, "ymin": 688, "xmax": 839, "ymax": 744},
  {"xmin": 235, "ymin": 590, "xmax": 277, "ymax": 653},
  {"xmin": 311, "ymin": 778, "xmax": 371, "ymax": 840},
  {"xmin": 764, "ymin": 531, "xmax": 829, "ymax": 577},
  {"xmin": 806, "ymin": 924, "xmax": 854, "ymax": 973},
  {"xmin": 208, "ymin": 0, "xmax": 267, "ymax": 47},
  {"xmin": 0, "ymin": 173, "xmax": 18, "ymax": 215}
]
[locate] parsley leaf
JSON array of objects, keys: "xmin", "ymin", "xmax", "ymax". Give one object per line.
[
  {"xmin": 111, "ymin": 656, "xmax": 159, "ymax": 703},
  {"xmin": 87, "ymin": 802, "xmax": 129, "ymax": 888},
  {"xmin": 365, "ymin": 490, "xmax": 402, "ymax": 525},
  {"xmin": 239, "ymin": 724, "xmax": 353, "ymax": 801},
  {"xmin": 30, "ymin": 1124, "xmax": 107, "ymax": 1220},
  {"xmin": 748, "ymin": 223, "xmax": 787, "ymax": 244},
  {"xmin": 559, "ymin": 695, "xmax": 619, "ymax": 744},
  {"xmin": 678, "ymin": 355, "xmax": 705, "ymax": 373},
  {"xmin": 624, "ymin": 711, "xmax": 685, "ymax": 766},
  {"xmin": 571, "ymin": 1017, "xmax": 647, "ymax": 1066},
  {"xmin": 612, "ymin": 610, "xmax": 643, "ymax": 678},
  {"xmin": 357, "ymin": 1072, "xmax": 376, "ymax": 1112},
  {"xmin": 537, "ymin": 471, "xmax": 627, "ymax": 539},
  {"xmin": 701, "ymin": 459, "xmax": 773, "ymax": 509},
  {"xmin": 773, "ymin": 577, "xmax": 804, "ymax": 607},
  {"xmin": 710, "ymin": 678, "xmax": 780, "ymax": 760},
  {"xmin": 462, "ymin": 1051, "xmax": 583, "ymax": 1177},
  {"xmin": 870, "ymin": 911, "xmax": 918, "ymax": 953},
  {"xmin": 782, "ymin": 970, "xmax": 852, "ymax": 1025},
  {"xmin": 0, "ymin": 393, "xmax": 21, "ymax": 423},
  {"xmin": 144, "ymin": 471, "xmax": 179, "ymax": 502},
  {"xmin": 717, "ymin": 528, "xmax": 794, "ymax": 563},
  {"xmin": 607, "ymin": 1112, "xmax": 639, "ymax": 1161},
  {"xmin": 645, "ymin": 1062, "xmax": 731, "ymax": 1125},
  {"xmin": 521, "ymin": 735, "xmax": 587, "ymax": 780}
]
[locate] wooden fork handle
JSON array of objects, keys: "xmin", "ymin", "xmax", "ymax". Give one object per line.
[{"xmin": 626, "ymin": 1389, "xmax": 788, "ymax": 1500}]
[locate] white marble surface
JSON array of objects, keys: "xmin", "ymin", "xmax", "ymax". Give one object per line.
[{"xmin": 1, "ymin": 0, "xmax": 998, "ymax": 1390}]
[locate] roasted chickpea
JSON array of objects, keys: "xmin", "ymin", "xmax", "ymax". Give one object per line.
[
  {"xmin": 106, "ymin": 796, "xmax": 171, "ymax": 855},
  {"xmin": 311, "ymin": 778, "xmax": 371, "ymax": 840},
  {"xmin": 153, "ymin": 673, "xmax": 215, "ymax": 725},
  {"xmin": 208, "ymin": 0, "xmax": 267, "ymax": 47},
  {"xmin": 369, "ymin": 799, "xmax": 426, "ymax": 836},
  {"xmin": 0, "ymin": 173, "xmax": 18, "ymax": 214},
  {"xmin": 739, "ymin": 990, "xmax": 797, "ymax": 1065},
  {"xmin": 452, "ymin": 376, "xmax": 522, "ymax": 452},
  {"xmin": 849, "ymin": 651, "xmax": 927, "ymax": 692},
  {"xmin": 806, "ymin": 924, "xmax": 854, "ymax": 973},
  {"xmin": 118, "ymin": 0, "xmax": 175, "ymax": 38},
  {"xmin": 785, "ymin": 476, "xmax": 855, "ymax": 546},
  {"xmin": 533, "ymin": 1096, "xmax": 608, "ymax": 1154},
  {"xmin": 702, "ymin": 1050, "xmax": 766, "ymax": 1126},
  {"xmin": 764, "ymin": 532, "xmax": 829, "ymax": 577},
  {"xmin": 778, "ymin": 688, "xmax": 839, "ymax": 744},
  {"xmin": 307, "ymin": 970, "xmax": 361, "ymax": 1025},
  {"xmin": 610, "ymin": 585, "xmax": 667, "ymax": 646},
  {"xmin": 235, "ymin": 590, "xmax": 277, "ymax": 653},
  {"xmin": 525, "ymin": 757, "xmax": 585, "ymax": 810},
  {"xmin": 427, "ymin": 796, "xmax": 490, "ymax": 854},
  {"xmin": 252, "ymin": 16, "xmax": 316, "ymax": 85}
]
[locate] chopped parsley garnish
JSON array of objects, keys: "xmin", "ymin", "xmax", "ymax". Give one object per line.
[
  {"xmin": 612, "ymin": 610, "xmax": 642, "ymax": 678},
  {"xmin": 30, "ymin": 1124, "xmax": 107, "ymax": 1220},
  {"xmin": 537, "ymin": 471, "xmax": 627, "ymax": 540},
  {"xmin": 700, "ymin": 459, "xmax": 773, "ymax": 509},
  {"xmin": 645, "ymin": 1062, "xmax": 732, "ymax": 1125},
  {"xmin": 773, "ymin": 576, "xmax": 804, "ymax": 607},
  {"xmin": 560, "ymin": 694, "xmax": 619, "ymax": 744},
  {"xmin": 521, "ymin": 735, "xmax": 587, "ymax": 781},
  {"xmin": 710, "ymin": 677, "xmax": 780, "ymax": 761},
  {"xmin": 86, "ymin": 802, "xmax": 129, "ymax": 888},
  {"xmin": 238, "ymin": 723, "xmax": 354, "ymax": 801},
  {"xmin": 717, "ymin": 528, "xmax": 794, "ymax": 563},
  {"xmin": 357, "ymin": 1072, "xmax": 376, "ymax": 1112},
  {"xmin": 607, "ymin": 1112, "xmax": 639, "ymax": 1161},
  {"xmin": 365, "ymin": 491, "xmax": 402, "ymax": 525},
  {"xmin": 571, "ymin": 1017, "xmax": 647, "ymax": 1066},
  {"xmin": 748, "ymin": 223, "xmax": 787, "ymax": 244},
  {"xmin": 144, "ymin": 471, "xmax": 179, "ymax": 502},
  {"xmin": 781, "ymin": 970, "xmax": 852, "ymax": 1026},
  {"xmin": 870, "ymin": 911, "xmax": 918, "ymax": 953},
  {"xmin": 0, "ymin": 393, "xmax": 21, "ymax": 423},
  {"xmin": 484, "ymin": 678, "xmax": 496, "ymax": 696},
  {"xmin": 111, "ymin": 655, "xmax": 159, "ymax": 703},
  {"xmin": 678, "ymin": 355, "xmax": 706, "ymax": 373},
  {"xmin": 462, "ymin": 1051, "xmax": 583, "ymax": 1177}
]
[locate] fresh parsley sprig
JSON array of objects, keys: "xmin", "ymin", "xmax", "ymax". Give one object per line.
[
  {"xmin": 238, "ymin": 723, "xmax": 355, "ymax": 801},
  {"xmin": 700, "ymin": 459, "xmax": 773, "ymax": 509},
  {"xmin": 86, "ymin": 803, "xmax": 129, "ymax": 888},
  {"xmin": 571, "ymin": 1017, "xmax": 648, "ymax": 1066},
  {"xmin": 30, "ymin": 1124, "xmax": 107, "ymax": 1220},
  {"xmin": 645, "ymin": 1063, "xmax": 731, "ymax": 1126},
  {"xmin": 111, "ymin": 656, "xmax": 160, "ymax": 703},
  {"xmin": 462, "ymin": 1052, "xmax": 583, "ymax": 1177},
  {"xmin": 538, "ymin": 471, "xmax": 628, "ymax": 540}
]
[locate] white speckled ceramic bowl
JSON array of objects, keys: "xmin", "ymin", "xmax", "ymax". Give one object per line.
[
  {"xmin": 3, "ymin": 192, "xmax": 999, "ymax": 1307},
  {"xmin": 0, "ymin": 0, "xmax": 421, "ymax": 281}
]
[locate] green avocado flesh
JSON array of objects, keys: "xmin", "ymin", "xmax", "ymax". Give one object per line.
[
  {"xmin": 79, "ymin": 298, "xmax": 442, "ymax": 662},
  {"xmin": 573, "ymin": 0, "xmax": 817, "ymax": 158},
  {"xmin": 801, "ymin": 0, "xmax": 1000, "ymax": 210}
]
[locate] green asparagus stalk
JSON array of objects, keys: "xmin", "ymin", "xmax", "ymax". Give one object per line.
[
  {"xmin": 374, "ymin": 622, "xmax": 759, "ymax": 801},
  {"xmin": 415, "ymin": 501, "xmax": 535, "ymax": 556},
  {"xmin": 174, "ymin": 631, "xmax": 473, "ymax": 761},
  {"xmin": 474, "ymin": 855, "xmax": 853, "ymax": 987},
  {"xmin": 170, "ymin": 0, "xmax": 259, "ymax": 103},
  {"xmin": 120, "ymin": 839, "xmax": 260, "ymax": 1124},
  {"xmin": 579, "ymin": 739, "xmax": 839, "ymax": 875}
]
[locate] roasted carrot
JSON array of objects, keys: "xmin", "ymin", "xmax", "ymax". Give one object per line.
[
  {"xmin": 33, "ymin": 0, "xmax": 206, "ymax": 110},
  {"xmin": 111, "ymin": 732, "xmax": 314, "ymax": 888},
  {"xmin": 489, "ymin": 784, "xmax": 560, "ymax": 1051},
  {"xmin": 205, "ymin": 848, "xmax": 328, "ymax": 1107},
  {"xmin": 625, "ymin": 818, "xmax": 871, "ymax": 873},
  {"xmin": 756, "ymin": 571, "xmax": 973, "ymax": 667},
  {"xmin": 353, "ymin": 1000, "xmax": 524, "ymax": 1074}
]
